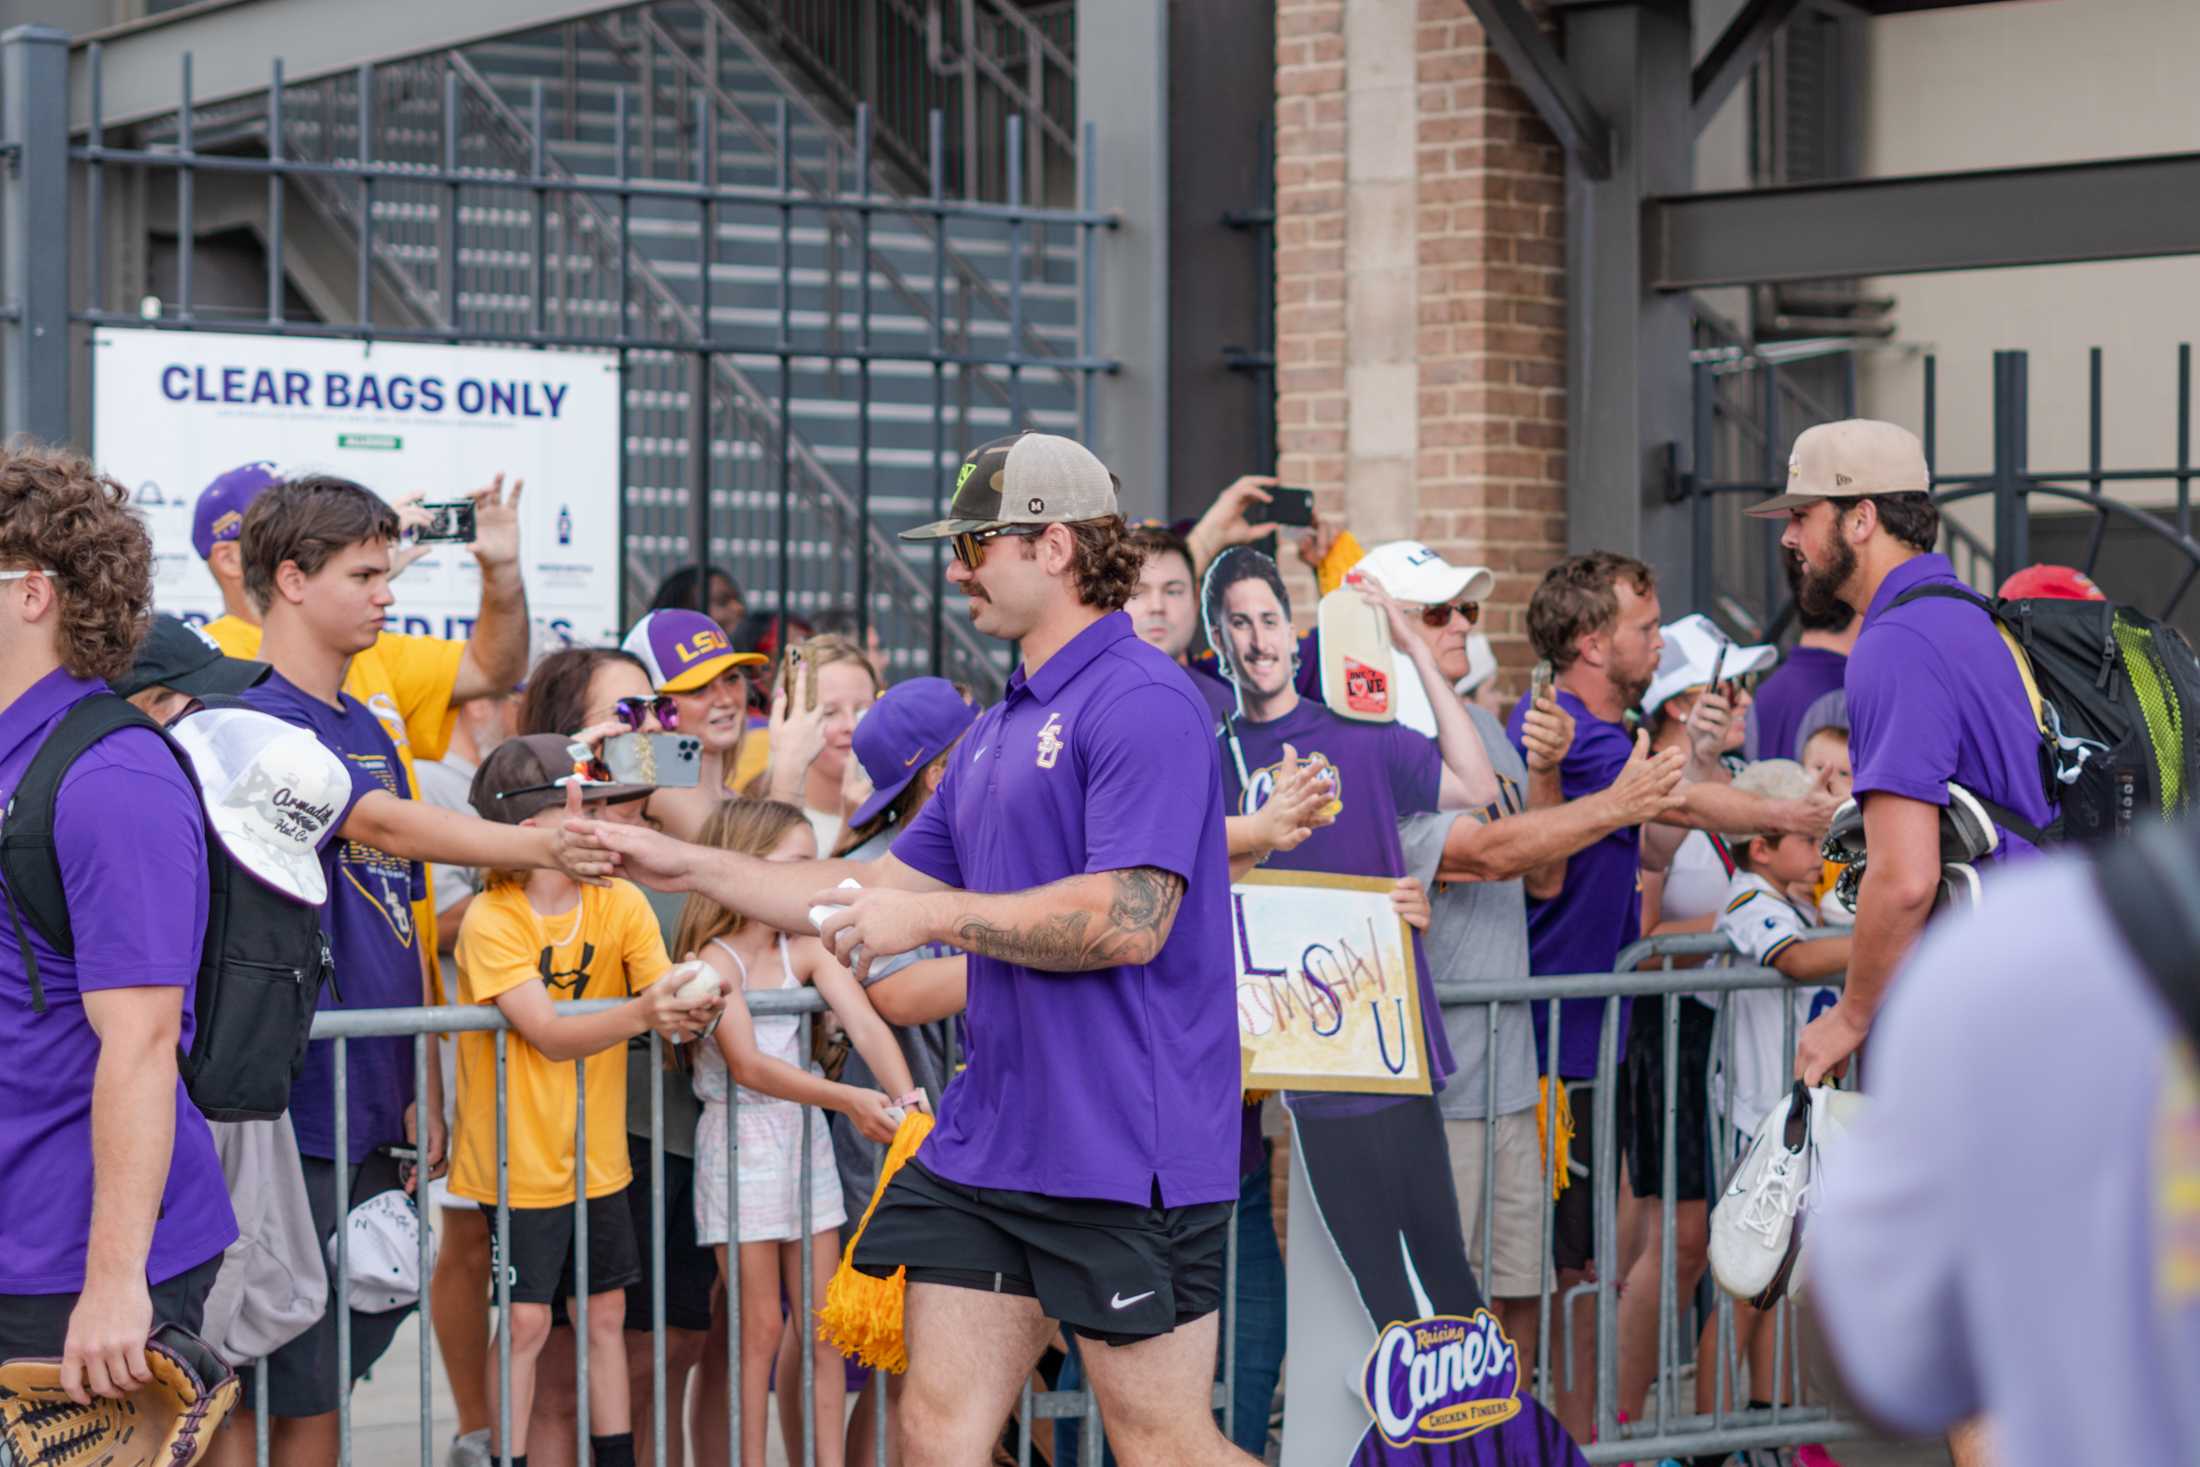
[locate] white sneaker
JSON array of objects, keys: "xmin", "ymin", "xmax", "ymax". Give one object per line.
[
  {"xmin": 447, "ymin": 1429, "xmax": 492, "ymax": 1467},
  {"xmin": 1709, "ymin": 1084, "xmax": 1812, "ymax": 1307}
]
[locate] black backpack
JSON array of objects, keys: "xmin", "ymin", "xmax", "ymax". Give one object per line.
[
  {"xmin": 0, "ymin": 693, "xmax": 332, "ymax": 1121},
  {"xmin": 2094, "ymin": 818, "xmax": 2200, "ymax": 1052},
  {"xmin": 1890, "ymin": 584, "xmax": 2200, "ymax": 844}
]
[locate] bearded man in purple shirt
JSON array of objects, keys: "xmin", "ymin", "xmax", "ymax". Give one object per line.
[
  {"xmin": 1748, "ymin": 419, "xmax": 2051, "ymax": 1088},
  {"xmin": 0, "ymin": 447, "xmax": 236, "ymax": 1398},
  {"xmin": 580, "ymin": 432, "xmax": 1254, "ymax": 1467}
]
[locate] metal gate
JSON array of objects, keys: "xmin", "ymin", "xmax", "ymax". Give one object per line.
[
  {"xmin": 0, "ymin": 11, "xmax": 1115, "ymax": 691},
  {"xmin": 1684, "ymin": 331, "xmax": 2200, "ymax": 641}
]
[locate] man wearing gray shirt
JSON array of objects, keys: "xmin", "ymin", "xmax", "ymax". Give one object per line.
[
  {"xmin": 1385, "ymin": 584, "xmax": 1686, "ymax": 1371},
  {"xmin": 1811, "ymin": 846, "xmax": 2200, "ymax": 1467}
]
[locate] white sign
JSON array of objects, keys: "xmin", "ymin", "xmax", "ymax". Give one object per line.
[
  {"xmin": 1232, "ymin": 870, "xmax": 1431, "ymax": 1095},
  {"xmin": 93, "ymin": 328, "xmax": 625, "ymax": 645}
]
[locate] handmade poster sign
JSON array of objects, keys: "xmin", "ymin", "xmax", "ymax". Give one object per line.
[{"xmin": 1231, "ymin": 870, "xmax": 1431, "ymax": 1095}]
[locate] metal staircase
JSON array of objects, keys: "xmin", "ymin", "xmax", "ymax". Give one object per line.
[{"xmin": 150, "ymin": 0, "xmax": 1089, "ymax": 687}]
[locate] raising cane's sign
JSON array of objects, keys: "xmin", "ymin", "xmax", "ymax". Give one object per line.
[
  {"xmin": 1361, "ymin": 1311, "xmax": 1522, "ymax": 1449},
  {"xmin": 1230, "ymin": 870, "xmax": 1431, "ymax": 1095}
]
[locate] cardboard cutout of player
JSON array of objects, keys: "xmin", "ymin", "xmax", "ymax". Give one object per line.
[{"xmin": 1200, "ymin": 547, "xmax": 1588, "ymax": 1467}]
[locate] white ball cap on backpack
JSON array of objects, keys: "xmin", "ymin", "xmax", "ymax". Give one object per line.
[
  {"xmin": 329, "ymin": 1188, "xmax": 436, "ymax": 1314},
  {"xmin": 167, "ymin": 707, "xmax": 350, "ymax": 906}
]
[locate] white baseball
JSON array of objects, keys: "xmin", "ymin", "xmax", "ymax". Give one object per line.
[
  {"xmin": 669, "ymin": 960, "xmax": 721, "ymax": 1003},
  {"xmin": 807, "ymin": 877, "xmax": 864, "ymax": 934}
]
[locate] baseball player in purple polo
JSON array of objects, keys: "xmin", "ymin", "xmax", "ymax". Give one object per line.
[{"xmin": 577, "ymin": 431, "xmax": 1253, "ymax": 1467}]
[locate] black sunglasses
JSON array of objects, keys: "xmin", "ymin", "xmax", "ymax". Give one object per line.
[
  {"xmin": 950, "ymin": 524, "xmax": 1046, "ymax": 572},
  {"xmin": 612, "ymin": 694, "xmax": 680, "ymax": 732}
]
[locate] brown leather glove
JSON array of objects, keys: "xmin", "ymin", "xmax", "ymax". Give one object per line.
[{"xmin": 0, "ymin": 1323, "xmax": 240, "ymax": 1467}]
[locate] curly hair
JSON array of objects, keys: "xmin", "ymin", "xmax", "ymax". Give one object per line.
[
  {"xmin": 1528, "ymin": 551, "xmax": 1657, "ymax": 672},
  {"xmin": 0, "ymin": 441, "xmax": 154, "ymax": 682},
  {"xmin": 1059, "ymin": 516, "xmax": 1143, "ymax": 611},
  {"xmin": 239, "ymin": 474, "xmax": 400, "ymax": 612}
]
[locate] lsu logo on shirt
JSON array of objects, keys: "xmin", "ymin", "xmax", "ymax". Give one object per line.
[
  {"xmin": 1035, "ymin": 712, "xmax": 1066, "ymax": 770},
  {"xmin": 364, "ymin": 692, "xmax": 412, "ymax": 755},
  {"xmin": 340, "ymin": 750, "xmax": 420, "ymax": 947},
  {"xmin": 1239, "ymin": 750, "xmax": 1343, "ymax": 819}
]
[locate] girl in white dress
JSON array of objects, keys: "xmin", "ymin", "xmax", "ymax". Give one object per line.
[{"xmin": 673, "ymin": 798, "xmax": 917, "ymax": 1467}]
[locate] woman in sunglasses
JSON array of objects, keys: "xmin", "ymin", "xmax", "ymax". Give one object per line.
[{"xmin": 616, "ymin": 609, "xmax": 771, "ymax": 843}]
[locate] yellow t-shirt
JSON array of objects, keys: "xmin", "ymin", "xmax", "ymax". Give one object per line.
[
  {"xmin": 205, "ymin": 618, "xmax": 467, "ymax": 999},
  {"xmin": 449, "ymin": 880, "xmax": 671, "ymax": 1207}
]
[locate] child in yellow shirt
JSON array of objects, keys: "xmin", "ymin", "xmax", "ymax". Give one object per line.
[{"xmin": 449, "ymin": 734, "xmax": 722, "ymax": 1467}]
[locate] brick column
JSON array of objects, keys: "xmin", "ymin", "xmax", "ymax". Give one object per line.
[{"xmin": 1274, "ymin": 0, "xmax": 1568, "ymax": 688}]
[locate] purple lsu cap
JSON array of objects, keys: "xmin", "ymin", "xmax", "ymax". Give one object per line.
[
  {"xmin": 192, "ymin": 461, "xmax": 284, "ymax": 560},
  {"xmin": 622, "ymin": 608, "xmax": 766, "ymax": 693},
  {"xmin": 850, "ymin": 677, "xmax": 977, "ymax": 829}
]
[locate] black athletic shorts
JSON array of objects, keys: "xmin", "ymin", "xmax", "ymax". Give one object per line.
[
  {"xmin": 1551, "ymin": 1078, "xmax": 1631, "ymax": 1274},
  {"xmin": 484, "ymin": 1188, "xmax": 643, "ymax": 1307},
  {"xmin": 622, "ymin": 1137, "xmax": 716, "ymax": 1334},
  {"xmin": 0, "ymin": 1253, "xmax": 222, "ymax": 1361},
  {"xmin": 1622, "ymin": 996, "xmax": 1717, "ymax": 1203},
  {"xmin": 850, "ymin": 1160, "xmax": 1230, "ymax": 1347}
]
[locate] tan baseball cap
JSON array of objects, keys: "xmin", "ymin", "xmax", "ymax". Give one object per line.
[
  {"xmin": 902, "ymin": 430, "xmax": 1122, "ymax": 541},
  {"xmin": 1744, "ymin": 419, "xmax": 1929, "ymax": 518}
]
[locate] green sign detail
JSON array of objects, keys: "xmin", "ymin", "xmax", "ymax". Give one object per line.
[{"xmin": 338, "ymin": 433, "xmax": 403, "ymax": 451}]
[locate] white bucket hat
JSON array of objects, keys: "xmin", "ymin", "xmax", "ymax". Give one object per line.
[
  {"xmin": 168, "ymin": 706, "xmax": 351, "ymax": 905},
  {"xmin": 1645, "ymin": 613, "xmax": 1778, "ymax": 719}
]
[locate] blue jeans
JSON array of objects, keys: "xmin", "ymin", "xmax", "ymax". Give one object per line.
[{"xmin": 1055, "ymin": 1150, "xmax": 1287, "ymax": 1464}]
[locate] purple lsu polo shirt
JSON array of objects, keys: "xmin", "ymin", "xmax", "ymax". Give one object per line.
[
  {"xmin": 1846, "ymin": 553, "xmax": 2053, "ymax": 858},
  {"xmin": 0, "ymin": 669, "xmax": 236, "ymax": 1293},
  {"xmin": 887, "ymin": 611, "xmax": 1241, "ymax": 1207},
  {"xmin": 1507, "ymin": 687, "xmax": 1640, "ymax": 1079}
]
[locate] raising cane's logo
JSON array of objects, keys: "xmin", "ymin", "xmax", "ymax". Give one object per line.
[{"xmin": 1360, "ymin": 1310, "xmax": 1521, "ymax": 1449}]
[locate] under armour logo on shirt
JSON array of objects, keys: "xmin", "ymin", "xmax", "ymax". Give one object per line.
[
  {"xmin": 539, "ymin": 942, "xmax": 598, "ymax": 994},
  {"xmin": 1035, "ymin": 713, "xmax": 1065, "ymax": 770}
]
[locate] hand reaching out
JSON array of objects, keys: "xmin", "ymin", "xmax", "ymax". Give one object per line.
[
  {"xmin": 1254, "ymin": 742, "xmax": 1338, "ymax": 858},
  {"xmin": 1600, "ymin": 729, "xmax": 1689, "ymax": 826}
]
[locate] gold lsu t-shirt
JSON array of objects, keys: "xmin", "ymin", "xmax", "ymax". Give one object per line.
[
  {"xmin": 449, "ymin": 880, "xmax": 672, "ymax": 1207},
  {"xmin": 204, "ymin": 620, "xmax": 466, "ymax": 999}
]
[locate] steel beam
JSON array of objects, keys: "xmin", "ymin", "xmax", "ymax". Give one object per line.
[
  {"xmin": 68, "ymin": 0, "xmax": 633, "ymax": 132},
  {"xmin": 1650, "ymin": 151, "xmax": 2200, "ymax": 289},
  {"xmin": 1461, "ymin": 0, "xmax": 1613, "ymax": 180},
  {"xmin": 1691, "ymin": 0, "xmax": 1802, "ymax": 135},
  {"xmin": 1563, "ymin": 0, "xmax": 1695, "ymax": 576},
  {"xmin": 5, "ymin": 27, "xmax": 70, "ymax": 444}
]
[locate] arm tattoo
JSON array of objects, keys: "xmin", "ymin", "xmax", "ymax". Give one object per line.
[{"xmin": 952, "ymin": 867, "xmax": 1187, "ymax": 972}]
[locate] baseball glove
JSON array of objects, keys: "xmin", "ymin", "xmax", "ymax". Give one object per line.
[{"xmin": 0, "ymin": 1323, "xmax": 240, "ymax": 1467}]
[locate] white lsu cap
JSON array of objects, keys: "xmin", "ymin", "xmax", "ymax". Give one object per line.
[
  {"xmin": 329, "ymin": 1189, "xmax": 436, "ymax": 1313},
  {"xmin": 168, "ymin": 706, "xmax": 351, "ymax": 906},
  {"xmin": 1355, "ymin": 540, "xmax": 1497, "ymax": 609},
  {"xmin": 1644, "ymin": 613, "xmax": 1778, "ymax": 719}
]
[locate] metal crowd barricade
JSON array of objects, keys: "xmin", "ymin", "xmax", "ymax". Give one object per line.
[
  {"xmin": 294, "ymin": 985, "xmax": 1139, "ymax": 1467},
  {"xmin": 1434, "ymin": 930, "xmax": 1867, "ymax": 1465},
  {"xmin": 225, "ymin": 935, "xmax": 1863, "ymax": 1467}
]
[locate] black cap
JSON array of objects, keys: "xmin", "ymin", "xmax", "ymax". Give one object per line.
[{"xmin": 115, "ymin": 615, "xmax": 271, "ymax": 699}]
